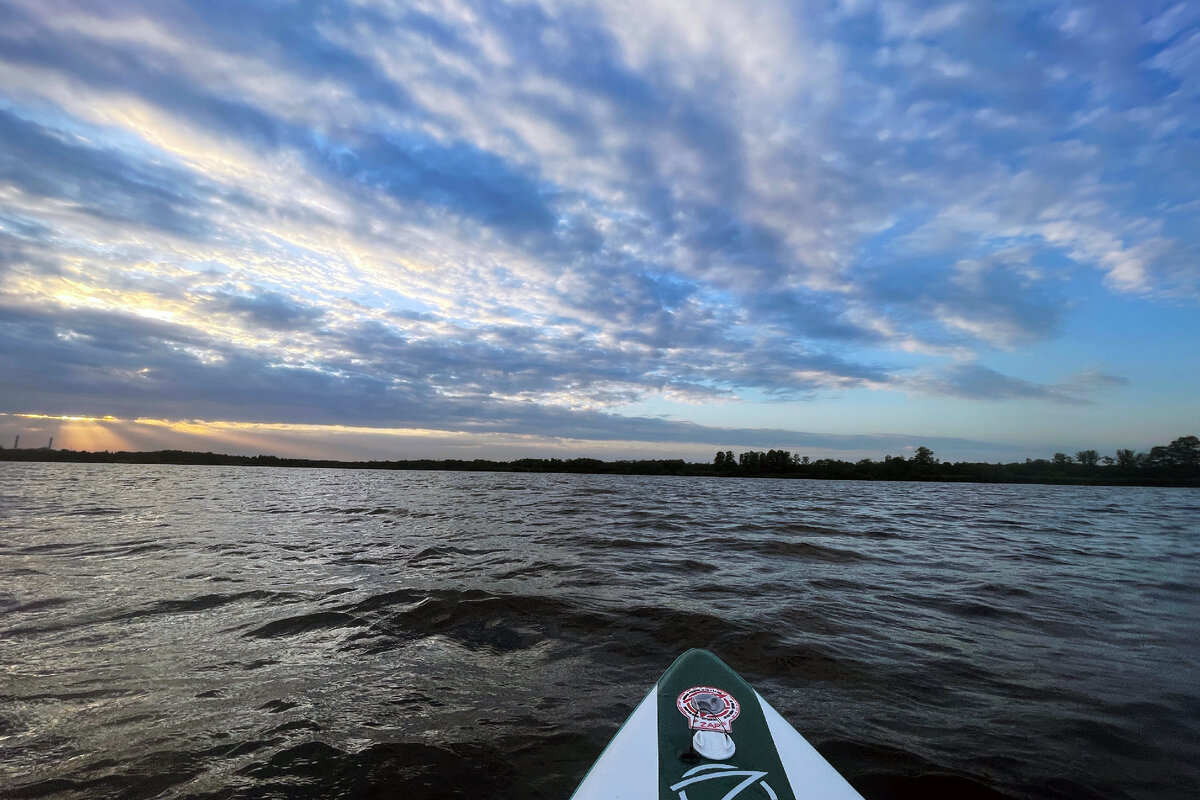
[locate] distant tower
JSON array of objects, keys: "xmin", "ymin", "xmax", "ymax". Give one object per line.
[
  {"xmin": 13, "ymin": 435, "xmax": 18, "ymax": 449},
  {"xmin": 48, "ymin": 437, "xmax": 54, "ymax": 450}
]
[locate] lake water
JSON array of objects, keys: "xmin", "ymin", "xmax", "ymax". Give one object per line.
[{"xmin": 1, "ymin": 463, "xmax": 1198, "ymax": 800}]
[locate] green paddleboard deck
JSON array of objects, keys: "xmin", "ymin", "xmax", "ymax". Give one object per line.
[{"xmin": 571, "ymin": 649, "xmax": 864, "ymax": 800}]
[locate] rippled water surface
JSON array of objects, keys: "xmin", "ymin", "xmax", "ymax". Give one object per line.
[{"xmin": 2, "ymin": 463, "xmax": 1198, "ymax": 800}]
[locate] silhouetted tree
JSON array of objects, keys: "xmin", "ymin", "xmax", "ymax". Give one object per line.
[
  {"xmin": 764, "ymin": 449, "xmax": 792, "ymax": 472},
  {"xmin": 1116, "ymin": 449, "xmax": 1141, "ymax": 469},
  {"xmin": 1076, "ymin": 450, "xmax": 1099, "ymax": 467},
  {"xmin": 1167, "ymin": 435, "xmax": 1200, "ymax": 469},
  {"xmin": 912, "ymin": 446, "xmax": 936, "ymax": 466}
]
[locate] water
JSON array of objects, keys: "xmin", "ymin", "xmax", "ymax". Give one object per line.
[{"xmin": 1, "ymin": 463, "xmax": 1197, "ymax": 800}]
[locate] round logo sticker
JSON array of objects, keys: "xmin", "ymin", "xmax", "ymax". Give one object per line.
[{"xmin": 676, "ymin": 686, "xmax": 741, "ymax": 733}]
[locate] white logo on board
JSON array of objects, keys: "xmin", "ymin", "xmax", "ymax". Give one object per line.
[{"xmin": 670, "ymin": 763, "xmax": 779, "ymax": 800}]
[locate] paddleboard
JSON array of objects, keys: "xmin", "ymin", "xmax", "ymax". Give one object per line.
[{"xmin": 571, "ymin": 648, "xmax": 864, "ymax": 800}]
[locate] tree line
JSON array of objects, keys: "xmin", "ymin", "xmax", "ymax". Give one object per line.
[
  {"xmin": 711, "ymin": 436, "xmax": 1199, "ymax": 485},
  {"xmin": 1, "ymin": 435, "xmax": 1196, "ymax": 486}
]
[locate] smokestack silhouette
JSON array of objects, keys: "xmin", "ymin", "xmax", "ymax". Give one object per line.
[
  {"xmin": 48, "ymin": 437, "xmax": 53, "ymax": 450},
  {"xmin": 13, "ymin": 435, "xmax": 18, "ymax": 449}
]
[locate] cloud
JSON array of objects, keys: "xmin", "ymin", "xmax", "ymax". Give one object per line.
[
  {"xmin": 855, "ymin": 243, "xmax": 1067, "ymax": 348},
  {"xmin": 0, "ymin": 0, "xmax": 1194, "ymax": 457},
  {"xmin": 0, "ymin": 300, "xmax": 885, "ymax": 447},
  {"xmin": 207, "ymin": 290, "xmax": 326, "ymax": 331},
  {"xmin": 0, "ymin": 107, "xmax": 212, "ymax": 238},
  {"xmin": 1054, "ymin": 370, "xmax": 1132, "ymax": 395},
  {"xmin": 911, "ymin": 364, "xmax": 1129, "ymax": 405}
]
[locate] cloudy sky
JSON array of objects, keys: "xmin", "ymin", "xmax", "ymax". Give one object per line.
[{"xmin": 0, "ymin": 0, "xmax": 1197, "ymax": 462}]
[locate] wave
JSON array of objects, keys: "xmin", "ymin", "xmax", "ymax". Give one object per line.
[
  {"xmin": 233, "ymin": 739, "xmax": 540, "ymax": 800},
  {"xmin": 721, "ymin": 538, "xmax": 870, "ymax": 562},
  {"xmin": 62, "ymin": 506, "xmax": 123, "ymax": 516},
  {"xmin": 244, "ymin": 611, "xmax": 363, "ymax": 639},
  {"xmin": 407, "ymin": 545, "xmax": 495, "ymax": 565},
  {"xmin": 320, "ymin": 587, "xmax": 870, "ymax": 686}
]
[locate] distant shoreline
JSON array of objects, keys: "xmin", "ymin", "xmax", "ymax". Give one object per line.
[{"xmin": 2, "ymin": 446, "xmax": 1197, "ymax": 487}]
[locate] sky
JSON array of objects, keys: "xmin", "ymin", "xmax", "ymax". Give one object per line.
[{"xmin": 0, "ymin": 0, "xmax": 1197, "ymax": 464}]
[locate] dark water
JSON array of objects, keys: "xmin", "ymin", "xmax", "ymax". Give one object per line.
[{"xmin": 2, "ymin": 463, "xmax": 1198, "ymax": 800}]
